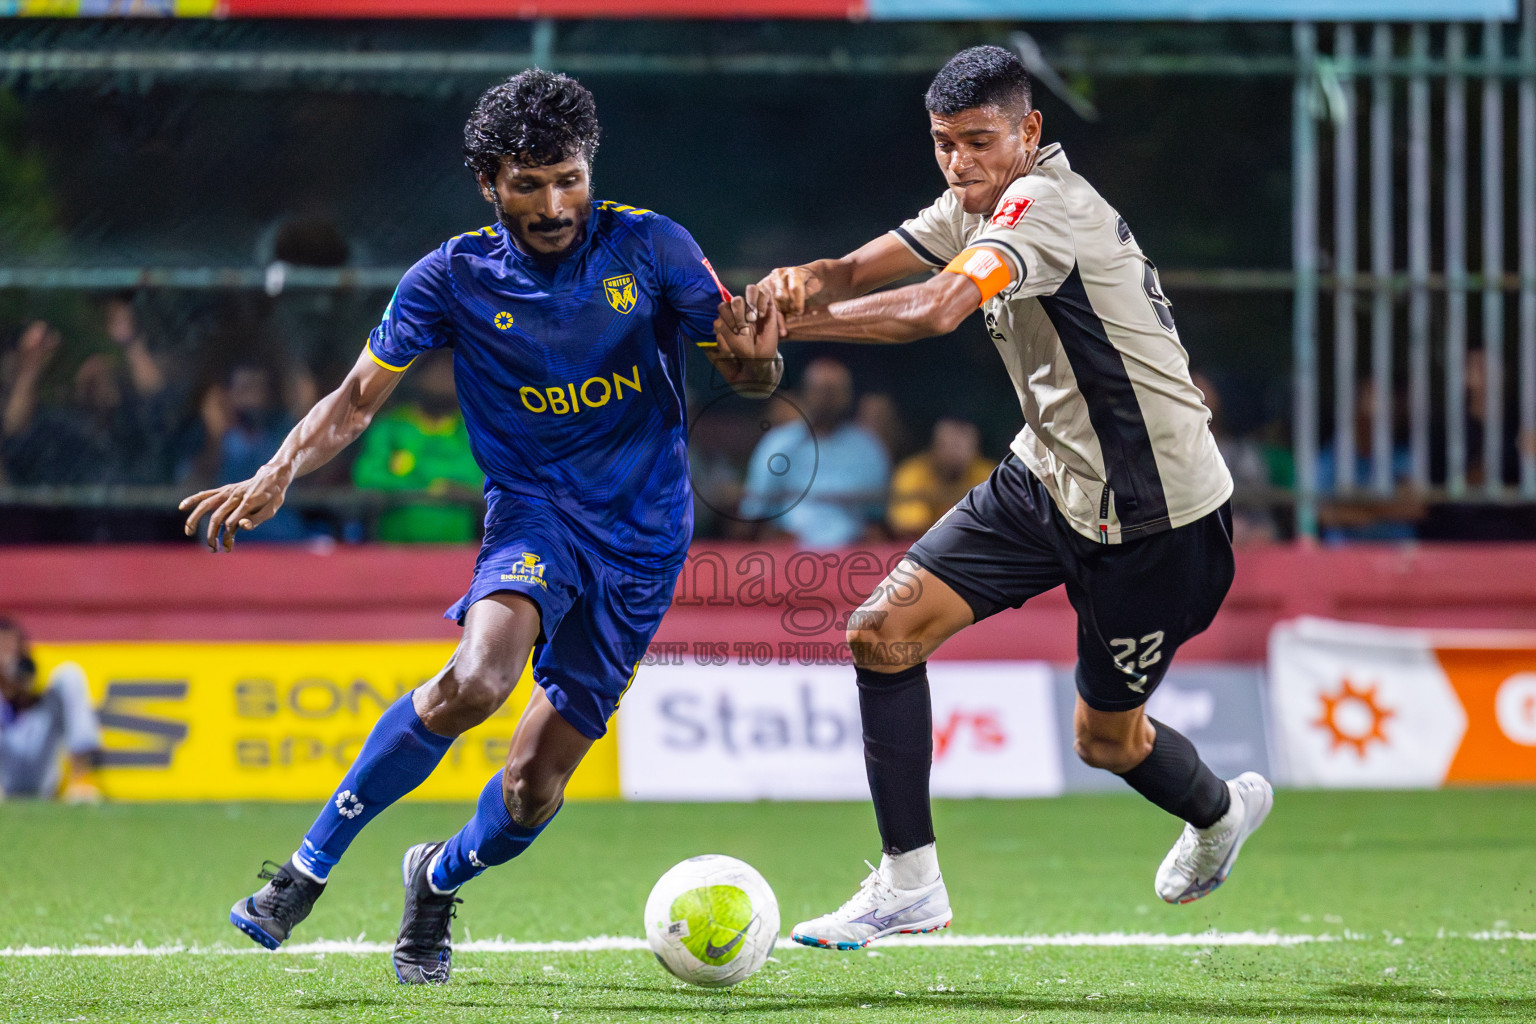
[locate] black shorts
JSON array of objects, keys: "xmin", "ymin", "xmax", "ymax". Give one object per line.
[{"xmin": 907, "ymin": 456, "xmax": 1235, "ymax": 713}]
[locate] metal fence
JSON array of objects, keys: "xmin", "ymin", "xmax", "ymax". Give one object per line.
[
  {"xmin": 1291, "ymin": 0, "xmax": 1536, "ymax": 537},
  {"xmin": 5, "ymin": 12, "xmax": 1536, "ymax": 539}
]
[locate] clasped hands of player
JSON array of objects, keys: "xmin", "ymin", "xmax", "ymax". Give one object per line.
[
  {"xmin": 711, "ymin": 282, "xmax": 786, "ymax": 398},
  {"xmin": 711, "ymin": 270, "xmax": 832, "ymax": 370}
]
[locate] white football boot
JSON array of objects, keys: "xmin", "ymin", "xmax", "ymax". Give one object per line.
[
  {"xmin": 1156, "ymin": 771, "xmax": 1274, "ymax": 904},
  {"xmin": 791, "ymin": 859, "xmax": 952, "ymax": 950}
]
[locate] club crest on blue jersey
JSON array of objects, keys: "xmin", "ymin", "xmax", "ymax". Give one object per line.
[
  {"xmin": 604, "ymin": 274, "xmax": 637, "ymax": 314},
  {"xmin": 499, "ymin": 551, "xmax": 548, "ymax": 589}
]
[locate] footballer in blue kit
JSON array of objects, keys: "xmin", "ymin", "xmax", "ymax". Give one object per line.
[{"xmin": 180, "ymin": 70, "xmax": 784, "ymax": 983}]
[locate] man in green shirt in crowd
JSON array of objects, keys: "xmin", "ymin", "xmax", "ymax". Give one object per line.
[{"xmin": 352, "ymin": 351, "xmax": 483, "ymax": 542}]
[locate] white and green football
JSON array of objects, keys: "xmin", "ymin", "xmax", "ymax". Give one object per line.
[{"xmin": 644, "ymin": 854, "xmax": 779, "ymax": 988}]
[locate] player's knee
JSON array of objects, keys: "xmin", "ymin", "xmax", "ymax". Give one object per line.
[
  {"xmin": 501, "ymin": 765, "xmax": 564, "ymax": 828},
  {"xmin": 443, "ymin": 658, "xmax": 518, "ymax": 724},
  {"xmin": 1073, "ymin": 727, "xmax": 1147, "ymax": 773},
  {"xmin": 846, "ymin": 610, "xmax": 922, "ymax": 670}
]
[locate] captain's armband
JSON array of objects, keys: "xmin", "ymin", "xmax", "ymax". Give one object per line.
[{"xmin": 942, "ymin": 246, "xmax": 1013, "ymax": 303}]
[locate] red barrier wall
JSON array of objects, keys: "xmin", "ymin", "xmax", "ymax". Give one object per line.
[{"xmin": 4, "ymin": 542, "xmax": 1536, "ymax": 660}]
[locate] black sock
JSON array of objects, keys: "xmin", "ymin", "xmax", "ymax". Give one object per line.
[
  {"xmin": 1116, "ymin": 717, "xmax": 1231, "ymax": 829},
  {"xmin": 856, "ymin": 662, "xmax": 935, "ymax": 855}
]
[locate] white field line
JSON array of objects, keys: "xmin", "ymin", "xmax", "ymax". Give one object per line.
[{"xmin": 3, "ymin": 930, "xmax": 1533, "ymax": 957}]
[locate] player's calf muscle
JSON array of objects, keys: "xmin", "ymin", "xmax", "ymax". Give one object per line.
[
  {"xmin": 1074, "ymin": 708, "xmax": 1155, "ymax": 772},
  {"xmin": 1074, "ymin": 731, "xmax": 1152, "ymax": 772},
  {"xmin": 501, "ymin": 766, "xmax": 567, "ymax": 827}
]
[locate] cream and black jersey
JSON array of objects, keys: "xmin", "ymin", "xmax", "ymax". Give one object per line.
[{"xmin": 892, "ymin": 142, "xmax": 1232, "ymax": 543}]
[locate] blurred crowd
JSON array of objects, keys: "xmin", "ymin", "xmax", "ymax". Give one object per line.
[
  {"xmin": 0, "ymin": 288, "xmax": 482, "ymax": 544},
  {"xmin": 2, "ymin": 294, "xmax": 1532, "ymax": 546}
]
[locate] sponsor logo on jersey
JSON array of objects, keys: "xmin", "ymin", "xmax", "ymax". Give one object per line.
[
  {"xmin": 990, "ymin": 195, "xmax": 1033, "ymax": 229},
  {"xmin": 604, "ymin": 273, "xmax": 637, "ymax": 314},
  {"xmin": 500, "ymin": 552, "xmax": 548, "ymax": 589},
  {"xmin": 518, "ymin": 364, "xmax": 644, "ymax": 416},
  {"xmin": 494, "ymin": 310, "xmax": 515, "ymax": 330}
]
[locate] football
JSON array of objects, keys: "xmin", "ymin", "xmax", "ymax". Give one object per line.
[{"xmin": 644, "ymin": 854, "xmax": 780, "ymax": 988}]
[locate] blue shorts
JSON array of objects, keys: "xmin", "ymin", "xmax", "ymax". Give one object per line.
[{"xmin": 445, "ymin": 492, "xmax": 680, "ymax": 740}]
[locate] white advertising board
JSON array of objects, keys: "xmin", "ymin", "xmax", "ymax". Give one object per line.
[
  {"xmin": 618, "ymin": 661, "xmax": 1062, "ymax": 801},
  {"xmin": 1268, "ymin": 618, "xmax": 1468, "ymax": 788}
]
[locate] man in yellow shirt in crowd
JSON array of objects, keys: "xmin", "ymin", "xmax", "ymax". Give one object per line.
[{"xmin": 886, "ymin": 416, "xmax": 994, "ymax": 539}]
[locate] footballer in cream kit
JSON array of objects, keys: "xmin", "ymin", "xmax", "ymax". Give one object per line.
[
  {"xmin": 893, "ymin": 141, "xmax": 1232, "ymax": 543},
  {"xmin": 715, "ymin": 44, "xmax": 1270, "ymax": 953}
]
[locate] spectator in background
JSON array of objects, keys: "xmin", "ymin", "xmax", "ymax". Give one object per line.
[
  {"xmin": 182, "ymin": 362, "xmax": 308, "ymax": 541},
  {"xmin": 1317, "ymin": 377, "xmax": 1424, "ymax": 543},
  {"xmin": 352, "ymin": 351, "xmax": 483, "ymax": 543},
  {"xmin": 739, "ymin": 357, "xmax": 889, "ymax": 547},
  {"xmin": 0, "ymin": 616, "xmax": 103, "ymax": 802},
  {"xmin": 856, "ymin": 391, "xmax": 910, "ymax": 464},
  {"xmin": 1418, "ymin": 348, "xmax": 1536, "ymax": 540},
  {"xmin": 1193, "ymin": 371, "xmax": 1278, "ymax": 545},
  {"xmin": 1, "ymin": 301, "xmax": 173, "ymax": 485},
  {"xmin": 1464, "ymin": 347, "xmax": 1523, "ymax": 489},
  {"xmin": 887, "ymin": 415, "xmax": 993, "ymax": 539}
]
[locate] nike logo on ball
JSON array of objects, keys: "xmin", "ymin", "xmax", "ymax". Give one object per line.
[{"xmin": 703, "ymin": 916, "xmax": 755, "ymax": 960}]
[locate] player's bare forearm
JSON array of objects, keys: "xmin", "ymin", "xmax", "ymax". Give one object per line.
[
  {"xmin": 783, "ymin": 272, "xmax": 980, "ymax": 344},
  {"xmin": 179, "ymin": 348, "xmax": 403, "ymax": 551},
  {"xmin": 266, "ymin": 366, "xmax": 395, "ymax": 482},
  {"xmin": 761, "ymin": 235, "xmax": 930, "ymax": 315}
]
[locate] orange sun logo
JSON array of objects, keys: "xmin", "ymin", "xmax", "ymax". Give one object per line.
[{"xmin": 1313, "ymin": 678, "xmax": 1395, "ymax": 758}]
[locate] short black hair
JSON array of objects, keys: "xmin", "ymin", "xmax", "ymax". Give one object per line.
[
  {"xmin": 924, "ymin": 45, "xmax": 1033, "ymax": 118},
  {"xmin": 462, "ymin": 69, "xmax": 601, "ymax": 183}
]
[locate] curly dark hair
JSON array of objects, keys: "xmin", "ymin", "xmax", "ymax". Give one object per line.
[
  {"xmin": 462, "ymin": 69, "xmax": 601, "ymax": 182},
  {"xmin": 924, "ymin": 45, "xmax": 1032, "ymax": 118}
]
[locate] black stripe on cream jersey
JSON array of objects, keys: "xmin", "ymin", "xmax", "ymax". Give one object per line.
[
  {"xmin": 893, "ymin": 227, "xmax": 944, "ymax": 267},
  {"xmin": 1039, "ymin": 265, "xmax": 1171, "ymax": 531},
  {"xmin": 974, "ymin": 239, "xmax": 1030, "ymax": 290}
]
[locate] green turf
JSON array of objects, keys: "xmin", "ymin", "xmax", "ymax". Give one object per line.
[{"xmin": 2, "ymin": 791, "xmax": 1534, "ymax": 1022}]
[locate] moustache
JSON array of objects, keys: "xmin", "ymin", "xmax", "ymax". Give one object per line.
[{"xmin": 527, "ymin": 218, "xmax": 574, "ymax": 234}]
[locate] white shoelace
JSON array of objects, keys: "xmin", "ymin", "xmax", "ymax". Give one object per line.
[
  {"xmin": 1173, "ymin": 814, "xmax": 1239, "ymax": 878},
  {"xmin": 833, "ymin": 861, "xmax": 896, "ymax": 917}
]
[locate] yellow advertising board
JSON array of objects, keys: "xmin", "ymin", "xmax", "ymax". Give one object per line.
[{"xmin": 33, "ymin": 642, "xmax": 620, "ymax": 802}]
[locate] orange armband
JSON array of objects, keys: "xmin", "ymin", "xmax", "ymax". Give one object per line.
[{"xmin": 942, "ymin": 246, "xmax": 1013, "ymax": 302}]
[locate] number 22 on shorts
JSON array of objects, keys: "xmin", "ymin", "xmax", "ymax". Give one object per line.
[{"xmin": 1109, "ymin": 631, "xmax": 1165, "ymax": 693}]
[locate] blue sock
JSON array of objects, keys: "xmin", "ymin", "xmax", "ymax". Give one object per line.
[
  {"xmin": 430, "ymin": 769, "xmax": 559, "ymax": 892},
  {"xmin": 293, "ymin": 694, "xmax": 455, "ymax": 882}
]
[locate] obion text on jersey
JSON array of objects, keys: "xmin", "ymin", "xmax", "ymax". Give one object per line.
[{"xmin": 517, "ymin": 363, "xmax": 643, "ymax": 415}]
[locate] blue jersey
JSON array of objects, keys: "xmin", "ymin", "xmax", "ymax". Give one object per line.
[{"xmin": 367, "ymin": 202, "xmax": 725, "ymax": 568}]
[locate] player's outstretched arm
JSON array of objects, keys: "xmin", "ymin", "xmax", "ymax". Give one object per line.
[
  {"xmin": 782, "ymin": 270, "xmax": 983, "ymax": 345},
  {"xmin": 759, "ymin": 234, "xmax": 930, "ymax": 317},
  {"xmin": 709, "ymin": 283, "xmax": 785, "ymax": 400},
  {"xmin": 178, "ymin": 348, "xmax": 405, "ymax": 552}
]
